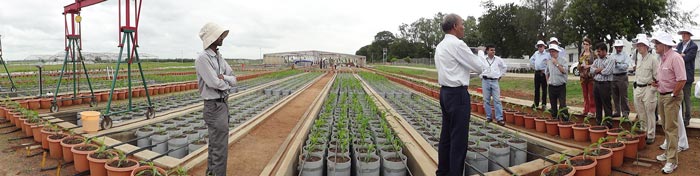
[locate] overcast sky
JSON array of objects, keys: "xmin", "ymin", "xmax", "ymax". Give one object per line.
[{"xmin": 1, "ymin": 0, "xmax": 698, "ymax": 60}]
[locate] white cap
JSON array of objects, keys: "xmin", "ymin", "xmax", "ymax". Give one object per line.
[
  {"xmin": 651, "ymin": 32, "xmax": 677, "ymax": 47},
  {"xmin": 677, "ymin": 29, "xmax": 694, "ymax": 36},
  {"xmin": 199, "ymin": 22, "xmax": 229, "ymax": 50},
  {"xmin": 635, "ymin": 37, "xmax": 651, "ymax": 48},
  {"xmin": 535, "ymin": 40, "xmax": 546, "ymax": 48},
  {"xmin": 547, "ymin": 44, "xmax": 561, "ymax": 52},
  {"xmin": 549, "ymin": 37, "xmax": 560, "ymax": 44},
  {"xmin": 613, "ymin": 40, "xmax": 624, "ymax": 47}
]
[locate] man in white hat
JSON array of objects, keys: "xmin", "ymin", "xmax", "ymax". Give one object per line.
[
  {"xmin": 676, "ymin": 29, "xmax": 697, "ymax": 127},
  {"xmin": 549, "ymin": 37, "xmax": 568, "ymax": 61},
  {"xmin": 529, "ymin": 40, "xmax": 550, "ymax": 109},
  {"xmin": 651, "ymin": 31, "xmax": 686, "ymax": 174},
  {"xmin": 590, "ymin": 42, "xmax": 615, "ymax": 127},
  {"xmin": 434, "ymin": 13, "xmax": 485, "ymax": 176},
  {"xmin": 195, "ymin": 22, "xmax": 236, "ymax": 176},
  {"xmin": 631, "ymin": 36, "xmax": 659, "ymax": 145},
  {"xmin": 610, "ymin": 40, "xmax": 632, "ymax": 118},
  {"xmin": 545, "ymin": 44, "xmax": 569, "ymax": 120}
]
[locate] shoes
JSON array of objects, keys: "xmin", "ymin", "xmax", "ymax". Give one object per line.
[
  {"xmin": 646, "ymin": 139, "xmax": 655, "ymax": 145},
  {"xmin": 656, "ymin": 153, "xmax": 667, "ymax": 161},
  {"xmin": 497, "ymin": 120, "xmax": 505, "ymax": 126},
  {"xmin": 661, "ymin": 162, "xmax": 677, "ymax": 174},
  {"xmin": 540, "ymin": 104, "xmax": 546, "ymax": 109},
  {"xmin": 612, "ymin": 113, "xmax": 621, "ymax": 117},
  {"xmin": 487, "ymin": 119, "xmax": 493, "ymax": 123},
  {"xmin": 660, "ymin": 143, "xmax": 689, "ymax": 151}
]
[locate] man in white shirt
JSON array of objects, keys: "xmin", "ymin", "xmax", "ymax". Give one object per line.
[
  {"xmin": 530, "ymin": 40, "xmax": 550, "ymax": 109},
  {"xmin": 480, "ymin": 44, "xmax": 507, "ymax": 126},
  {"xmin": 610, "ymin": 40, "xmax": 632, "ymax": 118},
  {"xmin": 195, "ymin": 22, "xmax": 237, "ymax": 176},
  {"xmin": 434, "ymin": 13, "xmax": 485, "ymax": 176}
]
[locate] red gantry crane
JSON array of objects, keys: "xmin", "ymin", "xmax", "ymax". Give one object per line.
[{"xmin": 56, "ymin": 0, "xmax": 154, "ymax": 130}]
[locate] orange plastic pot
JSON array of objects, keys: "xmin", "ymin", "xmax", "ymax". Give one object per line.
[
  {"xmin": 28, "ymin": 99, "xmax": 41, "ymax": 110},
  {"xmin": 60, "ymin": 136, "xmax": 84, "ymax": 162},
  {"xmin": 514, "ymin": 113, "xmax": 525, "ymax": 127},
  {"xmin": 534, "ymin": 118, "xmax": 547, "ymax": 132},
  {"xmin": 601, "ymin": 141, "xmax": 625, "ymax": 168},
  {"xmin": 105, "ymin": 158, "xmax": 140, "ymax": 176},
  {"xmin": 47, "ymin": 133, "xmax": 68, "ymax": 159},
  {"xmin": 569, "ymin": 155, "xmax": 597, "ymax": 176},
  {"xmin": 590, "ymin": 148, "xmax": 613, "ymax": 176},
  {"xmin": 617, "ymin": 136, "xmax": 639, "ymax": 159},
  {"xmin": 130, "ymin": 165, "xmax": 167, "ymax": 176},
  {"xmin": 557, "ymin": 121, "xmax": 575, "ymax": 139},
  {"xmin": 572, "ymin": 124, "xmax": 590, "ymax": 142},
  {"xmin": 524, "ymin": 116, "xmax": 536, "ymax": 129},
  {"xmin": 588, "ymin": 126, "xmax": 608, "ymax": 143},
  {"xmin": 541, "ymin": 164, "xmax": 575, "ymax": 176},
  {"xmin": 545, "ymin": 119, "xmax": 559, "ymax": 136},
  {"xmin": 72, "ymin": 144, "xmax": 99, "ymax": 172},
  {"xmin": 87, "ymin": 151, "xmax": 117, "ymax": 176}
]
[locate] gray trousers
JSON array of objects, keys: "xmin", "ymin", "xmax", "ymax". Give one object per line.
[
  {"xmin": 611, "ymin": 74, "xmax": 630, "ymax": 116},
  {"xmin": 203, "ymin": 100, "xmax": 230, "ymax": 176},
  {"xmin": 682, "ymin": 83, "xmax": 692, "ymax": 127}
]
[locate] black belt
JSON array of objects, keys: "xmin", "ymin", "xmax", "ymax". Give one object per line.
[
  {"xmin": 482, "ymin": 76, "xmax": 498, "ymax": 80},
  {"xmin": 613, "ymin": 73, "xmax": 627, "ymax": 76},
  {"xmin": 441, "ymin": 85, "xmax": 468, "ymax": 89},
  {"xmin": 660, "ymin": 92, "xmax": 672, "ymax": 95},
  {"xmin": 549, "ymin": 84, "xmax": 566, "ymax": 87},
  {"xmin": 634, "ymin": 82, "xmax": 649, "ymax": 88},
  {"xmin": 594, "ymin": 81, "xmax": 611, "ymax": 84},
  {"xmin": 205, "ymin": 98, "xmax": 226, "ymax": 102},
  {"xmin": 535, "ymin": 70, "xmax": 544, "ymax": 72}
]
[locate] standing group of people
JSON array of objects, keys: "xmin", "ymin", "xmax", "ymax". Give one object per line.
[
  {"xmin": 531, "ymin": 31, "xmax": 695, "ymax": 174},
  {"xmin": 434, "ymin": 13, "xmax": 695, "ymax": 175}
]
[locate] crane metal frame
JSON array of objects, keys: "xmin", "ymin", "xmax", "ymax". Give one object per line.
[{"xmin": 50, "ymin": 0, "xmax": 105, "ymax": 113}]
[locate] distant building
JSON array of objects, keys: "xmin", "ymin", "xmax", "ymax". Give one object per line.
[{"xmin": 263, "ymin": 50, "xmax": 366, "ymax": 67}]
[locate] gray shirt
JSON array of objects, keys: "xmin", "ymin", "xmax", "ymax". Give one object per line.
[
  {"xmin": 545, "ymin": 58, "xmax": 568, "ymax": 86},
  {"xmin": 590, "ymin": 56, "xmax": 615, "ymax": 82},
  {"xmin": 195, "ymin": 49, "xmax": 237, "ymax": 100},
  {"xmin": 610, "ymin": 52, "xmax": 632, "ymax": 74}
]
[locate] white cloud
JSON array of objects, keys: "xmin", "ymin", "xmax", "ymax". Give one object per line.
[{"xmin": 7, "ymin": 0, "xmax": 692, "ymax": 60}]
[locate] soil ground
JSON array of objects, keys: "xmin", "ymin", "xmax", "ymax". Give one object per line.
[{"xmin": 190, "ymin": 73, "xmax": 332, "ymax": 175}]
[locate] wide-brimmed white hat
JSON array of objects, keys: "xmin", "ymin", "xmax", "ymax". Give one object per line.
[
  {"xmin": 635, "ymin": 37, "xmax": 651, "ymax": 48},
  {"xmin": 677, "ymin": 29, "xmax": 694, "ymax": 36},
  {"xmin": 547, "ymin": 44, "xmax": 561, "ymax": 52},
  {"xmin": 549, "ymin": 37, "xmax": 560, "ymax": 44},
  {"xmin": 613, "ymin": 40, "xmax": 624, "ymax": 47},
  {"xmin": 535, "ymin": 40, "xmax": 546, "ymax": 48},
  {"xmin": 199, "ymin": 23, "xmax": 229, "ymax": 50},
  {"xmin": 651, "ymin": 32, "xmax": 677, "ymax": 47}
]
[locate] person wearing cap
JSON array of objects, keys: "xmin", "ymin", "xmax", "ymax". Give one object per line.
[
  {"xmin": 480, "ymin": 44, "xmax": 507, "ymax": 126},
  {"xmin": 434, "ymin": 13, "xmax": 485, "ymax": 176},
  {"xmin": 676, "ymin": 29, "xmax": 697, "ymax": 127},
  {"xmin": 651, "ymin": 32, "xmax": 686, "ymax": 174},
  {"xmin": 545, "ymin": 44, "xmax": 569, "ymax": 120},
  {"xmin": 195, "ymin": 22, "xmax": 236, "ymax": 176},
  {"xmin": 529, "ymin": 40, "xmax": 550, "ymax": 109},
  {"xmin": 590, "ymin": 42, "xmax": 615, "ymax": 127},
  {"xmin": 610, "ymin": 40, "xmax": 632, "ymax": 118},
  {"xmin": 578, "ymin": 37, "xmax": 596, "ymax": 116},
  {"xmin": 549, "ymin": 37, "xmax": 568, "ymax": 61},
  {"xmin": 631, "ymin": 36, "xmax": 659, "ymax": 145}
]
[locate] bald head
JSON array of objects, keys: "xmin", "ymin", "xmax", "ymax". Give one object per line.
[{"xmin": 441, "ymin": 13, "xmax": 464, "ymax": 38}]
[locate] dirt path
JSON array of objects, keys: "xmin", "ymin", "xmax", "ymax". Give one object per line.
[{"xmin": 190, "ymin": 73, "xmax": 332, "ymax": 176}]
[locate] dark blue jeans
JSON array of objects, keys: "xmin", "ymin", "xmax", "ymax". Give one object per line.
[{"xmin": 436, "ymin": 86, "xmax": 470, "ymax": 176}]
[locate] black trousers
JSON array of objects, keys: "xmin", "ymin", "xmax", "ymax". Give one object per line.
[
  {"xmin": 548, "ymin": 84, "xmax": 568, "ymax": 120},
  {"xmin": 594, "ymin": 81, "xmax": 613, "ymax": 127},
  {"xmin": 534, "ymin": 71, "xmax": 547, "ymax": 106},
  {"xmin": 437, "ymin": 86, "xmax": 470, "ymax": 176}
]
